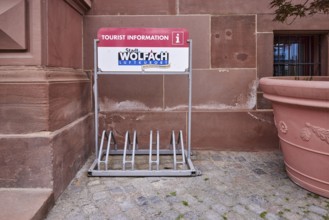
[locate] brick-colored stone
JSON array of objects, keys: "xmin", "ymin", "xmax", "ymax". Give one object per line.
[
  {"xmin": 0, "ymin": 104, "xmax": 48, "ymax": 134},
  {"xmin": 0, "ymin": 136, "xmax": 52, "ymax": 188},
  {"xmin": 84, "ymin": 15, "xmax": 210, "ymax": 70},
  {"xmin": 164, "ymin": 75, "xmax": 189, "ymax": 111},
  {"xmin": 0, "ymin": 188, "xmax": 54, "ymax": 220},
  {"xmin": 180, "ymin": 0, "xmax": 274, "ymax": 15},
  {"xmin": 0, "ymin": 83, "xmax": 48, "ymax": 105},
  {"xmin": 0, "ymin": 0, "xmax": 42, "ymax": 65},
  {"xmin": 98, "ymin": 75, "xmax": 163, "ymax": 111},
  {"xmin": 0, "ymin": 79, "xmax": 49, "ymax": 134},
  {"xmin": 164, "ymin": 69, "xmax": 258, "ymax": 110},
  {"xmin": 0, "ymin": 0, "xmax": 26, "ymax": 50},
  {"xmin": 52, "ymin": 114, "xmax": 93, "ymax": 199},
  {"xmin": 88, "ymin": 0, "xmax": 176, "ymax": 15},
  {"xmin": 0, "ymin": 79, "xmax": 48, "ymax": 134},
  {"xmin": 47, "ymin": 0, "xmax": 83, "ymax": 68},
  {"xmin": 191, "ymin": 111, "xmax": 278, "ymax": 150},
  {"xmin": 0, "ymin": 68, "xmax": 92, "ymax": 134},
  {"xmin": 0, "ymin": 114, "xmax": 93, "ymax": 199},
  {"xmin": 98, "ymin": 112, "xmax": 187, "ymax": 148},
  {"xmin": 96, "ymin": 111, "xmax": 278, "ymax": 151},
  {"xmin": 257, "ymin": 33, "xmax": 274, "ymax": 79},
  {"xmin": 211, "ymin": 15, "xmax": 256, "ymax": 68},
  {"xmin": 49, "ymin": 81, "xmax": 91, "ymax": 131},
  {"xmin": 257, "ymin": 14, "xmax": 329, "ymax": 33}
]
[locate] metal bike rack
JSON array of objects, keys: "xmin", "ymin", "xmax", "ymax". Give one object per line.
[{"xmin": 88, "ymin": 30, "xmax": 201, "ymax": 177}]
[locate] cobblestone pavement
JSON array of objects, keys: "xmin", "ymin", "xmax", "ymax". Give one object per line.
[{"xmin": 46, "ymin": 151, "xmax": 329, "ymax": 220}]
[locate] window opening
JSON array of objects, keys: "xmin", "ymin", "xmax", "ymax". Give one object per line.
[{"xmin": 273, "ymin": 34, "xmax": 322, "ymax": 76}]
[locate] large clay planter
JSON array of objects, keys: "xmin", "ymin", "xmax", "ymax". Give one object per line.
[{"xmin": 260, "ymin": 76, "xmax": 329, "ymax": 198}]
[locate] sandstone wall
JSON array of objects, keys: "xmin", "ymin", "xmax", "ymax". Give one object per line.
[{"xmin": 0, "ymin": 0, "xmax": 92, "ymax": 199}]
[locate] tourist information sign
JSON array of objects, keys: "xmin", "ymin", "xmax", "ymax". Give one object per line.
[{"xmin": 97, "ymin": 28, "xmax": 189, "ymax": 73}]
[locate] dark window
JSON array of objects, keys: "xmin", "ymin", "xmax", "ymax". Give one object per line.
[{"xmin": 273, "ymin": 34, "xmax": 322, "ymax": 76}]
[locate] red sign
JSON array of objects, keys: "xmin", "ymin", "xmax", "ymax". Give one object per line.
[
  {"xmin": 97, "ymin": 28, "xmax": 189, "ymax": 72},
  {"xmin": 97, "ymin": 28, "xmax": 189, "ymax": 47}
]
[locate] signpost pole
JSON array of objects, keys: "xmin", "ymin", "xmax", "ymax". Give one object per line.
[
  {"xmin": 187, "ymin": 39, "xmax": 192, "ymax": 159},
  {"xmin": 94, "ymin": 39, "xmax": 99, "ymax": 160}
]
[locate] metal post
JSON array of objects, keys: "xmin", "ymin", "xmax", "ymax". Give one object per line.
[
  {"xmin": 104, "ymin": 131, "xmax": 114, "ymax": 170},
  {"xmin": 149, "ymin": 130, "xmax": 153, "ymax": 170},
  {"xmin": 97, "ymin": 130, "xmax": 106, "ymax": 170},
  {"xmin": 179, "ymin": 130, "xmax": 186, "ymax": 164},
  {"xmin": 172, "ymin": 131, "xmax": 177, "ymax": 170},
  {"xmin": 156, "ymin": 130, "xmax": 160, "ymax": 170},
  {"xmin": 123, "ymin": 131, "xmax": 130, "ymax": 170},
  {"xmin": 94, "ymin": 39, "xmax": 99, "ymax": 160},
  {"xmin": 187, "ymin": 39, "xmax": 192, "ymax": 159}
]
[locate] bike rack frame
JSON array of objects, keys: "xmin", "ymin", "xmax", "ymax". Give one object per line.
[{"xmin": 88, "ymin": 37, "xmax": 200, "ymax": 177}]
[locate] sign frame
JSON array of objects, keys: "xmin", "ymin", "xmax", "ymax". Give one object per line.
[
  {"xmin": 96, "ymin": 27, "xmax": 190, "ymax": 74},
  {"xmin": 91, "ymin": 27, "xmax": 195, "ymax": 177}
]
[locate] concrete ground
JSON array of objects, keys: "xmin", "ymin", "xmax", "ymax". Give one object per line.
[{"xmin": 46, "ymin": 151, "xmax": 329, "ymax": 220}]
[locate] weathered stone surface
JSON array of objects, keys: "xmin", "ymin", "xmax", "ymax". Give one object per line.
[
  {"xmin": 0, "ymin": 103, "xmax": 49, "ymax": 134},
  {"xmin": 0, "ymin": 188, "xmax": 54, "ymax": 220},
  {"xmin": 257, "ymin": 14, "xmax": 329, "ymax": 32},
  {"xmin": 0, "ymin": 83, "xmax": 48, "ymax": 105},
  {"xmin": 98, "ymin": 112, "xmax": 186, "ymax": 147},
  {"xmin": 88, "ymin": 0, "xmax": 176, "ymax": 15},
  {"xmin": 211, "ymin": 15, "xmax": 256, "ymax": 68},
  {"xmin": 98, "ymin": 75, "xmax": 163, "ymax": 111},
  {"xmin": 96, "ymin": 110, "xmax": 278, "ymax": 151},
  {"xmin": 52, "ymin": 114, "xmax": 93, "ymax": 199},
  {"xmin": 49, "ymin": 81, "xmax": 91, "ymax": 131},
  {"xmin": 0, "ymin": 2, "xmax": 93, "ymax": 217},
  {"xmin": 0, "ymin": 81, "xmax": 49, "ymax": 133},
  {"xmin": 0, "ymin": 66, "xmax": 90, "ymax": 83},
  {"xmin": 191, "ymin": 111, "xmax": 278, "ymax": 150},
  {"xmin": 84, "ymin": 15, "xmax": 210, "ymax": 69},
  {"xmin": 0, "ymin": 65, "xmax": 93, "ymax": 200},
  {"xmin": 180, "ymin": 0, "xmax": 274, "ymax": 14},
  {"xmin": 0, "ymin": 136, "xmax": 52, "ymax": 188},
  {"xmin": 0, "ymin": 68, "xmax": 91, "ymax": 134},
  {"xmin": 0, "ymin": 0, "xmax": 26, "ymax": 50},
  {"xmin": 48, "ymin": 0, "xmax": 83, "ymax": 68},
  {"xmin": 257, "ymin": 33, "xmax": 274, "ymax": 79},
  {"xmin": 0, "ymin": 114, "xmax": 93, "ymax": 200},
  {"xmin": 164, "ymin": 69, "xmax": 258, "ymax": 110},
  {"xmin": 0, "ymin": 0, "xmax": 42, "ymax": 65}
]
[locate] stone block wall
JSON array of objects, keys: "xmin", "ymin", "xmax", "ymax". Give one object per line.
[
  {"xmin": 83, "ymin": 0, "xmax": 325, "ymax": 151},
  {"xmin": 0, "ymin": 0, "xmax": 328, "ymax": 201},
  {"xmin": 0, "ymin": 0, "xmax": 92, "ymax": 199}
]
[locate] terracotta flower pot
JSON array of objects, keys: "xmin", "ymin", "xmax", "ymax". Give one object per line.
[{"xmin": 260, "ymin": 76, "xmax": 329, "ymax": 198}]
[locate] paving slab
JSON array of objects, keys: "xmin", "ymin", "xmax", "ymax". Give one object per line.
[
  {"xmin": 0, "ymin": 188, "xmax": 54, "ymax": 220},
  {"xmin": 46, "ymin": 151, "xmax": 329, "ymax": 220}
]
